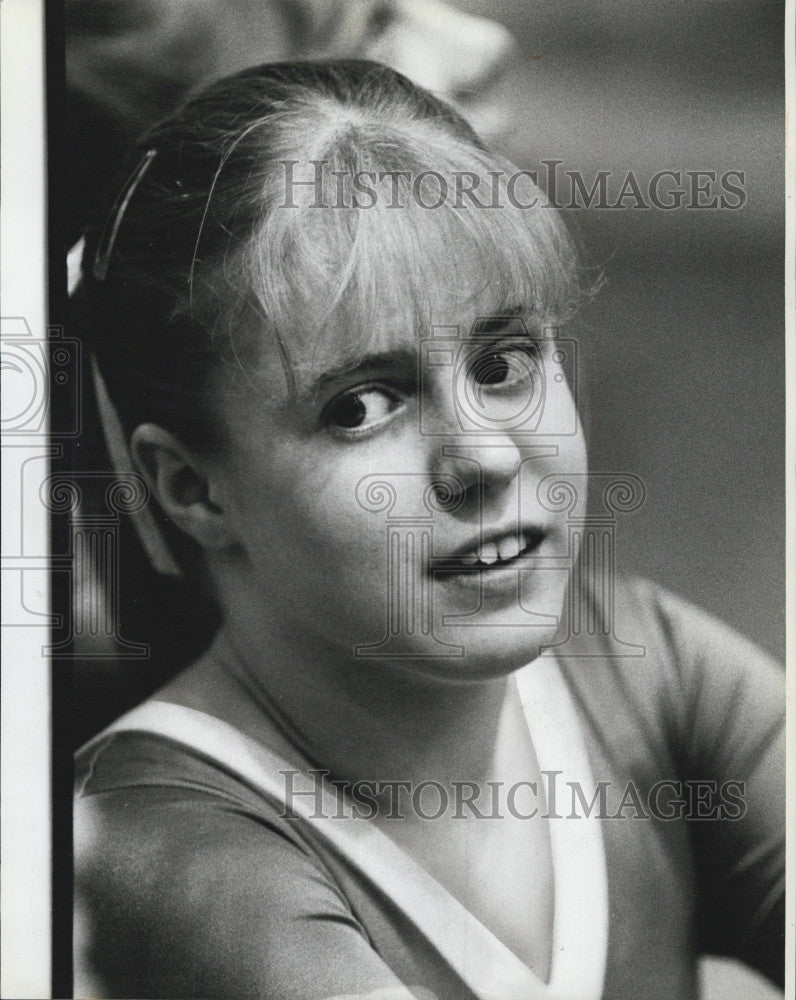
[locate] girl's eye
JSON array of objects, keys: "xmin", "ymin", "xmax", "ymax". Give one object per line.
[
  {"xmin": 323, "ymin": 387, "xmax": 401, "ymax": 435},
  {"xmin": 468, "ymin": 342, "xmax": 542, "ymax": 389}
]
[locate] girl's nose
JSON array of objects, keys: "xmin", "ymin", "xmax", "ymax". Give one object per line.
[
  {"xmin": 421, "ymin": 343, "xmax": 538, "ymax": 513},
  {"xmin": 430, "ymin": 423, "xmax": 524, "ymax": 516}
]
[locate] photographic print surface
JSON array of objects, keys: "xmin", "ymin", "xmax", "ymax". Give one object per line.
[{"xmin": 0, "ymin": 1, "xmax": 789, "ymax": 998}]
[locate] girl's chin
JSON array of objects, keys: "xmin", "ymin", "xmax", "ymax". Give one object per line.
[
  {"xmin": 443, "ymin": 626, "xmax": 558, "ymax": 678},
  {"xmin": 346, "ymin": 576, "xmax": 568, "ymax": 681},
  {"xmin": 353, "ymin": 626, "xmax": 560, "ymax": 686}
]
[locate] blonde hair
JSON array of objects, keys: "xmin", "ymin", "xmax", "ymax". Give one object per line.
[{"xmin": 83, "ymin": 60, "xmax": 584, "ymax": 443}]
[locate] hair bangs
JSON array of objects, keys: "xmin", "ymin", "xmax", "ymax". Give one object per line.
[{"xmin": 224, "ymin": 104, "xmax": 585, "ymax": 390}]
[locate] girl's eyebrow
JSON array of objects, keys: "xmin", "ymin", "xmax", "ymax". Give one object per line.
[
  {"xmin": 303, "ymin": 347, "xmax": 419, "ymax": 400},
  {"xmin": 300, "ymin": 309, "xmax": 530, "ymax": 402},
  {"xmin": 470, "ymin": 306, "xmax": 529, "ymax": 336}
]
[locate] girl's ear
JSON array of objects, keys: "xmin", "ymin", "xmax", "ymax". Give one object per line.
[{"xmin": 130, "ymin": 423, "xmax": 234, "ymax": 552}]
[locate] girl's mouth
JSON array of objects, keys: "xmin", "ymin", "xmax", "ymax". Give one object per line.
[{"xmin": 433, "ymin": 528, "xmax": 547, "ymax": 577}]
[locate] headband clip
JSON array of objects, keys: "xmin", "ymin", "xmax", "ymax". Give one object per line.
[{"xmin": 92, "ymin": 148, "xmax": 157, "ymax": 282}]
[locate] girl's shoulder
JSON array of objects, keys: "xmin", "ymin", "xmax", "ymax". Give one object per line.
[
  {"xmin": 76, "ymin": 723, "xmax": 260, "ymax": 804},
  {"xmin": 556, "ymin": 573, "xmax": 784, "ymax": 772},
  {"xmin": 612, "ymin": 573, "xmax": 782, "ymax": 691},
  {"xmin": 562, "ymin": 570, "xmax": 783, "ymax": 678},
  {"xmin": 73, "ymin": 719, "xmax": 314, "ymax": 881},
  {"xmin": 74, "ymin": 700, "xmax": 311, "ymax": 841},
  {"xmin": 73, "ymin": 721, "xmax": 383, "ymax": 1000}
]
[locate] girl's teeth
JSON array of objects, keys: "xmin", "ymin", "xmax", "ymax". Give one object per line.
[
  {"xmin": 497, "ymin": 535, "xmax": 521, "ymax": 561},
  {"xmin": 459, "ymin": 551, "xmax": 479, "ymax": 566},
  {"xmin": 478, "ymin": 541, "xmax": 499, "ymax": 565}
]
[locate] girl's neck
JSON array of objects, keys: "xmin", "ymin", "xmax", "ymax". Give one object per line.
[{"xmin": 172, "ymin": 619, "xmax": 519, "ymax": 793}]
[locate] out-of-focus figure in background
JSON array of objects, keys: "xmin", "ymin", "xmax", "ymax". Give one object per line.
[{"xmin": 64, "ymin": 0, "xmax": 517, "ymax": 242}]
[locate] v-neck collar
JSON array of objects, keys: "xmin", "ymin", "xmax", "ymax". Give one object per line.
[{"xmin": 82, "ymin": 657, "xmax": 608, "ymax": 1000}]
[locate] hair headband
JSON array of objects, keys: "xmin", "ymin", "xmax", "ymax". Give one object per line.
[
  {"xmin": 69, "ymin": 230, "xmax": 182, "ymax": 578},
  {"xmin": 92, "ymin": 148, "xmax": 157, "ymax": 281}
]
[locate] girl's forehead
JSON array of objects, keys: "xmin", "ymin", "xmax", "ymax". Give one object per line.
[
  {"xmin": 285, "ymin": 286, "xmax": 501, "ymax": 389},
  {"xmin": 236, "ymin": 168, "xmax": 578, "ymax": 398},
  {"xmin": 246, "ymin": 260, "xmax": 519, "ymax": 403}
]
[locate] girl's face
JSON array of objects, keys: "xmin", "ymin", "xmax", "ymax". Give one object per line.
[{"xmin": 208, "ymin": 258, "xmax": 587, "ymax": 681}]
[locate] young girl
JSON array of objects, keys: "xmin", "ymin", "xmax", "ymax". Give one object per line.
[{"xmin": 73, "ymin": 61, "xmax": 784, "ymax": 1000}]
